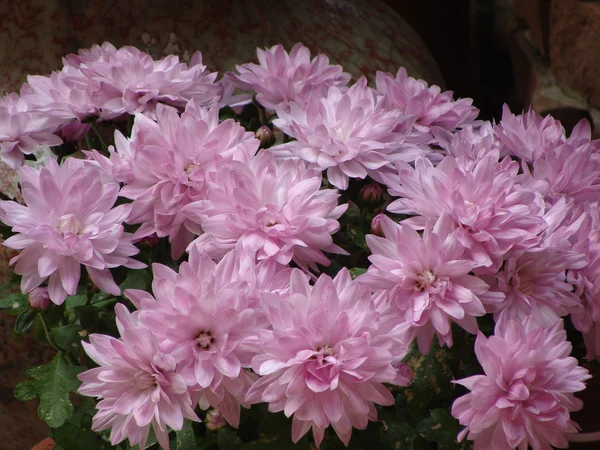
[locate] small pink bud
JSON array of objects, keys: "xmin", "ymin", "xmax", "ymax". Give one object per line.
[
  {"xmin": 205, "ymin": 409, "xmax": 227, "ymax": 430},
  {"xmin": 359, "ymin": 183, "xmax": 383, "ymax": 204},
  {"xmin": 138, "ymin": 233, "xmax": 160, "ymax": 248},
  {"xmin": 28, "ymin": 287, "xmax": 51, "ymax": 310},
  {"xmin": 370, "ymin": 213, "xmax": 386, "ymax": 237},
  {"xmin": 255, "ymin": 125, "xmax": 275, "ymax": 148},
  {"xmin": 393, "ymin": 362, "xmax": 413, "ymax": 386}
]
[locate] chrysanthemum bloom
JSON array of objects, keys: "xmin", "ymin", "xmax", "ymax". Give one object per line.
[
  {"xmin": 62, "ymin": 41, "xmax": 222, "ymax": 119},
  {"xmin": 432, "ymin": 122, "xmax": 499, "ymax": 164},
  {"xmin": 359, "ymin": 213, "xmax": 500, "ymax": 353},
  {"xmin": 375, "ymin": 67, "xmax": 479, "ymax": 141},
  {"xmin": 0, "ymin": 93, "xmax": 63, "ymax": 169},
  {"xmin": 271, "ymin": 78, "xmax": 427, "ymax": 190},
  {"xmin": 246, "ymin": 269, "xmax": 408, "ymax": 447},
  {"xmin": 0, "ymin": 158, "xmax": 144, "ymax": 304},
  {"xmin": 493, "ymin": 105, "xmax": 592, "ymax": 164},
  {"xmin": 125, "ymin": 246, "xmax": 286, "ymax": 427},
  {"xmin": 78, "ymin": 304, "xmax": 199, "ymax": 450},
  {"xmin": 226, "ymin": 43, "xmax": 351, "ymax": 110},
  {"xmin": 489, "ymin": 248, "xmax": 586, "ymax": 327},
  {"xmin": 452, "ymin": 318, "xmax": 591, "ymax": 450},
  {"xmin": 385, "ymin": 153, "xmax": 547, "ymax": 272},
  {"xmin": 517, "ymin": 122, "xmax": 600, "ymax": 207},
  {"xmin": 112, "ymin": 102, "xmax": 259, "ymax": 258},
  {"xmin": 183, "ymin": 150, "xmax": 347, "ymax": 270}
]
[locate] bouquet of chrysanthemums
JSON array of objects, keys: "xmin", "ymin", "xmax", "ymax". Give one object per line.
[{"xmin": 1, "ymin": 41, "xmax": 599, "ymax": 450}]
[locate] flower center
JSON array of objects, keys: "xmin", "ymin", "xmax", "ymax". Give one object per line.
[
  {"xmin": 506, "ymin": 379, "xmax": 530, "ymax": 402},
  {"xmin": 57, "ymin": 214, "xmax": 82, "ymax": 235},
  {"xmin": 195, "ymin": 330, "xmax": 215, "ymax": 350},
  {"xmin": 132, "ymin": 370, "xmax": 157, "ymax": 390},
  {"xmin": 415, "ymin": 269, "xmax": 437, "ymax": 291}
]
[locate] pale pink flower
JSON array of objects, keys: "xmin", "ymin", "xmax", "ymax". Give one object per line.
[
  {"xmin": 184, "ymin": 150, "xmax": 347, "ymax": 271},
  {"xmin": 125, "ymin": 246, "xmax": 287, "ymax": 427},
  {"xmin": 271, "ymin": 78, "xmax": 427, "ymax": 190},
  {"xmin": 452, "ymin": 318, "xmax": 591, "ymax": 450},
  {"xmin": 495, "ymin": 105, "xmax": 567, "ymax": 163},
  {"xmin": 246, "ymin": 269, "xmax": 408, "ymax": 447},
  {"xmin": 226, "ymin": 43, "xmax": 351, "ymax": 110},
  {"xmin": 0, "ymin": 158, "xmax": 144, "ymax": 305},
  {"xmin": 375, "ymin": 67, "xmax": 479, "ymax": 141},
  {"xmin": 63, "ymin": 42, "xmax": 222, "ymax": 119},
  {"xmin": 432, "ymin": 122, "xmax": 499, "ymax": 163},
  {"xmin": 27, "ymin": 287, "xmax": 50, "ymax": 310},
  {"xmin": 359, "ymin": 214, "xmax": 499, "ymax": 353},
  {"xmin": 78, "ymin": 304, "xmax": 199, "ymax": 450},
  {"xmin": 385, "ymin": 153, "xmax": 546, "ymax": 271},
  {"xmin": 0, "ymin": 93, "xmax": 63, "ymax": 169},
  {"xmin": 115, "ymin": 102, "xmax": 259, "ymax": 259},
  {"xmin": 489, "ymin": 248, "xmax": 586, "ymax": 327}
]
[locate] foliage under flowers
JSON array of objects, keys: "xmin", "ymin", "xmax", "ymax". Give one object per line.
[{"xmin": 0, "ymin": 41, "xmax": 598, "ymax": 450}]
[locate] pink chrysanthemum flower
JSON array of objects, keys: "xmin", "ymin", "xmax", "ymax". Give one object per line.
[
  {"xmin": 78, "ymin": 304, "xmax": 199, "ymax": 450},
  {"xmin": 432, "ymin": 122, "xmax": 499, "ymax": 164},
  {"xmin": 62, "ymin": 42, "xmax": 222, "ymax": 119},
  {"xmin": 246, "ymin": 269, "xmax": 408, "ymax": 447},
  {"xmin": 489, "ymin": 248, "xmax": 586, "ymax": 327},
  {"xmin": 375, "ymin": 67, "xmax": 479, "ymax": 140},
  {"xmin": 226, "ymin": 43, "xmax": 351, "ymax": 110},
  {"xmin": 495, "ymin": 105, "xmax": 573, "ymax": 163},
  {"xmin": 359, "ymin": 213, "xmax": 500, "ymax": 353},
  {"xmin": 0, "ymin": 158, "xmax": 144, "ymax": 304},
  {"xmin": 385, "ymin": 153, "xmax": 546, "ymax": 272},
  {"xmin": 125, "ymin": 246, "xmax": 288, "ymax": 427},
  {"xmin": 0, "ymin": 93, "xmax": 63, "ymax": 169},
  {"xmin": 271, "ymin": 78, "xmax": 427, "ymax": 190},
  {"xmin": 111, "ymin": 102, "xmax": 259, "ymax": 258},
  {"xmin": 183, "ymin": 150, "xmax": 347, "ymax": 271},
  {"xmin": 452, "ymin": 318, "xmax": 591, "ymax": 450}
]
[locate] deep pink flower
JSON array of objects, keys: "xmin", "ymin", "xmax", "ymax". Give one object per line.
[
  {"xmin": 226, "ymin": 43, "xmax": 351, "ymax": 110},
  {"xmin": 452, "ymin": 318, "xmax": 591, "ymax": 450},
  {"xmin": 63, "ymin": 42, "xmax": 222, "ymax": 119},
  {"xmin": 385, "ymin": 153, "xmax": 546, "ymax": 272},
  {"xmin": 0, "ymin": 93, "xmax": 63, "ymax": 169},
  {"xmin": 246, "ymin": 269, "xmax": 408, "ymax": 447},
  {"xmin": 183, "ymin": 150, "xmax": 347, "ymax": 271},
  {"xmin": 0, "ymin": 158, "xmax": 144, "ymax": 305},
  {"xmin": 125, "ymin": 245, "xmax": 289, "ymax": 427},
  {"xmin": 359, "ymin": 214, "xmax": 500, "ymax": 353},
  {"xmin": 78, "ymin": 304, "xmax": 199, "ymax": 450},
  {"xmin": 375, "ymin": 67, "xmax": 479, "ymax": 140},
  {"xmin": 271, "ymin": 78, "xmax": 426, "ymax": 190},
  {"xmin": 112, "ymin": 102, "xmax": 259, "ymax": 259}
]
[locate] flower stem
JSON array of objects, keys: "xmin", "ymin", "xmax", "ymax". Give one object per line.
[
  {"xmin": 567, "ymin": 431, "xmax": 600, "ymax": 442},
  {"xmin": 38, "ymin": 312, "xmax": 75, "ymax": 365}
]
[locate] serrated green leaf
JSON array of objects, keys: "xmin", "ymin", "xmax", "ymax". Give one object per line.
[
  {"xmin": 120, "ymin": 270, "xmax": 152, "ymax": 292},
  {"xmin": 174, "ymin": 419, "xmax": 197, "ymax": 450},
  {"xmin": 417, "ymin": 408, "xmax": 463, "ymax": 449},
  {"xmin": 15, "ymin": 308, "xmax": 36, "ymax": 333},
  {"xmin": 218, "ymin": 427, "xmax": 243, "ymax": 449},
  {"xmin": 50, "ymin": 324, "xmax": 82, "ymax": 350},
  {"xmin": 51, "ymin": 421, "xmax": 108, "ymax": 450},
  {"xmin": 0, "ymin": 292, "xmax": 29, "ymax": 315},
  {"xmin": 349, "ymin": 267, "xmax": 367, "ymax": 279},
  {"xmin": 14, "ymin": 353, "xmax": 85, "ymax": 428},
  {"xmin": 379, "ymin": 420, "xmax": 416, "ymax": 450}
]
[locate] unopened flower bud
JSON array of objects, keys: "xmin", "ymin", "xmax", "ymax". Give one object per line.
[
  {"xmin": 255, "ymin": 125, "xmax": 275, "ymax": 148},
  {"xmin": 359, "ymin": 183, "xmax": 382, "ymax": 204},
  {"xmin": 28, "ymin": 287, "xmax": 51, "ymax": 310},
  {"xmin": 205, "ymin": 409, "xmax": 227, "ymax": 430},
  {"xmin": 370, "ymin": 213, "xmax": 386, "ymax": 237},
  {"xmin": 393, "ymin": 362, "xmax": 414, "ymax": 387},
  {"xmin": 138, "ymin": 233, "xmax": 161, "ymax": 248}
]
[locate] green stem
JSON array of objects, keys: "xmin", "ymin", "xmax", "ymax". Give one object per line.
[{"xmin": 38, "ymin": 312, "xmax": 75, "ymax": 365}]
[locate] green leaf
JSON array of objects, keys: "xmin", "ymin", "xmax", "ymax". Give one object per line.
[
  {"xmin": 120, "ymin": 270, "xmax": 152, "ymax": 292},
  {"xmin": 65, "ymin": 294, "xmax": 88, "ymax": 310},
  {"xmin": 51, "ymin": 422, "xmax": 109, "ymax": 450},
  {"xmin": 15, "ymin": 308, "xmax": 36, "ymax": 334},
  {"xmin": 174, "ymin": 419, "xmax": 197, "ymax": 450},
  {"xmin": 349, "ymin": 267, "xmax": 367, "ymax": 279},
  {"xmin": 379, "ymin": 420, "xmax": 416, "ymax": 450},
  {"xmin": 416, "ymin": 408, "xmax": 464, "ymax": 450},
  {"xmin": 0, "ymin": 292, "xmax": 29, "ymax": 315},
  {"xmin": 50, "ymin": 324, "xmax": 82, "ymax": 351},
  {"xmin": 217, "ymin": 427, "xmax": 243, "ymax": 449},
  {"xmin": 346, "ymin": 224, "xmax": 367, "ymax": 249},
  {"xmin": 14, "ymin": 353, "xmax": 85, "ymax": 428},
  {"xmin": 74, "ymin": 305, "xmax": 103, "ymax": 329}
]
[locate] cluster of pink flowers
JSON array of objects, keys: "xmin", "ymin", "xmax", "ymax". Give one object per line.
[{"xmin": 0, "ymin": 42, "xmax": 597, "ymax": 450}]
